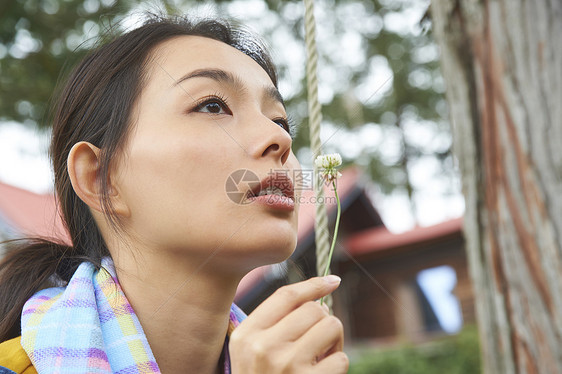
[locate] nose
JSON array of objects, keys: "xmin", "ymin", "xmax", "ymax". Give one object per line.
[{"xmin": 247, "ymin": 116, "xmax": 292, "ymax": 166}]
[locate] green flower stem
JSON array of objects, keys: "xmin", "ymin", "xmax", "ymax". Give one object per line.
[{"xmin": 320, "ymin": 180, "xmax": 341, "ymax": 306}]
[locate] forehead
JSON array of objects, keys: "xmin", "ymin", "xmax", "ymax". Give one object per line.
[{"xmin": 147, "ymin": 35, "xmax": 274, "ymax": 89}]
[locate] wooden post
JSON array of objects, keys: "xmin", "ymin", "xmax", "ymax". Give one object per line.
[{"xmin": 431, "ymin": 0, "xmax": 562, "ymax": 372}]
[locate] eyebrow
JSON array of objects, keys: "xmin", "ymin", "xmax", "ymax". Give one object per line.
[
  {"xmin": 174, "ymin": 68, "xmax": 236, "ymax": 87},
  {"xmin": 264, "ymin": 86, "xmax": 286, "ymax": 109},
  {"xmin": 174, "ymin": 68, "xmax": 285, "ymax": 108}
]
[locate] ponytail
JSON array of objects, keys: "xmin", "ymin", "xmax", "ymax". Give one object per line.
[{"xmin": 0, "ymin": 238, "xmax": 77, "ymax": 342}]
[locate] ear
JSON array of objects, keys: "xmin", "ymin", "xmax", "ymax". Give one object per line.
[{"xmin": 67, "ymin": 141, "xmax": 130, "ymax": 217}]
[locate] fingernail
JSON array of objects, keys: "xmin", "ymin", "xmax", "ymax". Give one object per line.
[{"xmin": 324, "ymin": 275, "xmax": 341, "ymax": 284}]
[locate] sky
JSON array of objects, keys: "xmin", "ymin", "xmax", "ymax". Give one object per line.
[
  {"xmin": 0, "ymin": 121, "xmax": 52, "ymax": 193},
  {"xmin": 0, "ymin": 0, "xmax": 465, "ymax": 334}
]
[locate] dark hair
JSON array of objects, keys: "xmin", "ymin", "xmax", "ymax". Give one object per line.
[{"xmin": 0, "ymin": 14, "xmax": 278, "ymax": 342}]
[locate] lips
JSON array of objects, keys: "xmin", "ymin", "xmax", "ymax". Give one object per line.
[{"xmin": 246, "ymin": 171, "xmax": 295, "ymax": 201}]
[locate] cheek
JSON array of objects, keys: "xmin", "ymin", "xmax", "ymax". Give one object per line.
[
  {"xmin": 116, "ymin": 132, "xmax": 243, "ymax": 248},
  {"xmin": 124, "ymin": 127, "xmax": 226, "ymax": 190},
  {"xmin": 119, "ymin": 139, "xmax": 211, "ymax": 220}
]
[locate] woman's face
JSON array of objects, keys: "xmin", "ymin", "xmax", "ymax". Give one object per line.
[{"xmin": 112, "ymin": 36, "xmax": 301, "ymax": 273}]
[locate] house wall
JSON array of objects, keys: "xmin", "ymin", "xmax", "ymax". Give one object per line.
[{"xmin": 336, "ymin": 232, "xmax": 475, "ymax": 343}]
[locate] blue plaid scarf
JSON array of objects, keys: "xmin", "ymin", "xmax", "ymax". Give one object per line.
[{"xmin": 21, "ymin": 257, "xmax": 246, "ymax": 373}]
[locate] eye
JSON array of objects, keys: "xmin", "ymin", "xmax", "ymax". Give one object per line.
[
  {"xmin": 272, "ymin": 117, "xmax": 289, "ymax": 131},
  {"xmin": 272, "ymin": 116, "xmax": 296, "ymax": 139},
  {"xmin": 193, "ymin": 96, "xmax": 232, "ymax": 115}
]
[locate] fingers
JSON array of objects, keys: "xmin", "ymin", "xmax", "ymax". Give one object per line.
[
  {"xmin": 245, "ymin": 275, "xmax": 341, "ymax": 329},
  {"xmin": 269, "ymin": 301, "xmax": 329, "ymax": 341},
  {"xmin": 298, "ymin": 314, "xmax": 344, "ymax": 360},
  {"xmin": 229, "ymin": 276, "xmax": 346, "ymax": 374},
  {"xmin": 313, "ymin": 351, "xmax": 349, "ymax": 374}
]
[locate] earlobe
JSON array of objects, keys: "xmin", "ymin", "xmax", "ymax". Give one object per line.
[{"xmin": 67, "ymin": 142, "xmax": 130, "ymax": 217}]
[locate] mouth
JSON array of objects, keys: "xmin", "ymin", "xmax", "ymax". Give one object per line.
[{"xmin": 245, "ymin": 171, "xmax": 295, "ymax": 202}]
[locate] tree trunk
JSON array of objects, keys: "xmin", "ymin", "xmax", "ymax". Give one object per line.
[{"xmin": 431, "ymin": 0, "xmax": 562, "ymax": 373}]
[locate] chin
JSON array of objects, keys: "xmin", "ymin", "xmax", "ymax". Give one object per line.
[
  {"xmin": 252, "ymin": 231, "xmax": 297, "ymax": 263},
  {"xmin": 222, "ymin": 231, "xmax": 298, "ymax": 273}
]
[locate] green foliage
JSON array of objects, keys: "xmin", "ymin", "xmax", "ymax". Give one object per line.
[
  {"xmin": 0, "ymin": 0, "xmax": 455, "ymax": 203},
  {"xmin": 349, "ymin": 326, "xmax": 482, "ymax": 374},
  {"xmin": 0, "ymin": 0, "xmax": 138, "ymax": 125},
  {"xmin": 226, "ymin": 0, "xmax": 453, "ymax": 201}
]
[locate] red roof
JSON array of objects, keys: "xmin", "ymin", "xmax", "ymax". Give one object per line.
[
  {"xmin": 0, "ymin": 181, "xmax": 68, "ymax": 242},
  {"xmin": 345, "ymin": 217, "xmax": 464, "ymax": 256}
]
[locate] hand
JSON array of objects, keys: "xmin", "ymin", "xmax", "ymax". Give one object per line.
[{"xmin": 229, "ymin": 276, "xmax": 348, "ymax": 373}]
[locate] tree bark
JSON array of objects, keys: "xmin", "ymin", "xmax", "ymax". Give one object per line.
[{"xmin": 431, "ymin": 0, "xmax": 562, "ymax": 373}]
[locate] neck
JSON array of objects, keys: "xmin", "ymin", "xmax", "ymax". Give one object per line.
[{"xmin": 112, "ymin": 250, "xmax": 241, "ymax": 374}]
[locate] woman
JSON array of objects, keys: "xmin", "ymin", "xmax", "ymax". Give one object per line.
[{"xmin": 0, "ymin": 14, "xmax": 348, "ymax": 374}]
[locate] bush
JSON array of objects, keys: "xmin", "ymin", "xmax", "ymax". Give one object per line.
[{"xmin": 348, "ymin": 325, "xmax": 481, "ymax": 374}]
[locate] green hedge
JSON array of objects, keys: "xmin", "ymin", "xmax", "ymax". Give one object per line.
[{"xmin": 348, "ymin": 325, "xmax": 481, "ymax": 374}]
